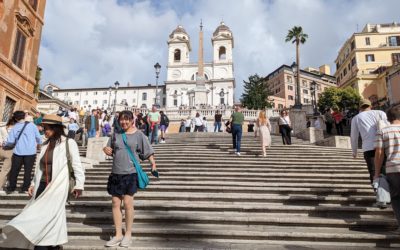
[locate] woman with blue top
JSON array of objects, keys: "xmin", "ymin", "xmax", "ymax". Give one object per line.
[{"xmin": 103, "ymin": 110, "xmax": 158, "ymax": 248}]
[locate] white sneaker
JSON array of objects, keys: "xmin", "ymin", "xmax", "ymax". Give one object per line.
[
  {"xmin": 105, "ymin": 237, "xmax": 123, "ymax": 247},
  {"xmin": 236, "ymin": 152, "xmax": 241, "ymax": 156},
  {"xmin": 160, "ymin": 140, "xmax": 166, "ymax": 144}
]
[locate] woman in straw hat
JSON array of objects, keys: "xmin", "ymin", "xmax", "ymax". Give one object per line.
[{"xmin": 1, "ymin": 114, "xmax": 85, "ymax": 250}]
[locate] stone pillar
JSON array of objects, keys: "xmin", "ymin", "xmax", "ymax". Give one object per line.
[{"xmin": 289, "ymin": 109, "xmax": 307, "ymax": 135}]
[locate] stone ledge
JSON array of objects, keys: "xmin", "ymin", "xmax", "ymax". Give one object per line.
[{"xmin": 316, "ymin": 136, "xmax": 351, "ymax": 149}]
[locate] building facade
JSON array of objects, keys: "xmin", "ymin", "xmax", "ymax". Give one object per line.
[
  {"xmin": 165, "ymin": 22, "xmax": 235, "ymax": 108},
  {"xmin": 334, "ymin": 22, "xmax": 400, "ymax": 101},
  {"xmin": 0, "ymin": 0, "xmax": 46, "ymax": 121},
  {"xmin": 266, "ymin": 64, "xmax": 337, "ymax": 109},
  {"xmin": 386, "ymin": 64, "xmax": 400, "ymax": 106},
  {"xmin": 43, "ymin": 83, "xmax": 166, "ymax": 111}
]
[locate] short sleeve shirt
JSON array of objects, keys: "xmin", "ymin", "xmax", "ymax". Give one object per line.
[
  {"xmin": 108, "ymin": 131, "xmax": 155, "ymax": 175},
  {"xmin": 231, "ymin": 112, "xmax": 244, "ymax": 125},
  {"xmin": 148, "ymin": 112, "xmax": 160, "ymax": 123},
  {"xmin": 375, "ymin": 125, "xmax": 400, "ymax": 174}
]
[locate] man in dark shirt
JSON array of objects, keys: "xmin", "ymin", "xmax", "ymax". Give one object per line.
[
  {"xmin": 214, "ymin": 111, "xmax": 223, "ymax": 132},
  {"xmin": 230, "ymin": 106, "xmax": 244, "ymax": 156}
]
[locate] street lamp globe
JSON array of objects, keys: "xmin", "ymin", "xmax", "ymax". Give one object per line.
[{"xmin": 154, "ymin": 62, "xmax": 161, "ymax": 76}]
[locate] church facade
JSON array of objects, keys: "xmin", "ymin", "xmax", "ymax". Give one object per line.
[{"xmin": 165, "ymin": 22, "xmax": 235, "ymax": 108}]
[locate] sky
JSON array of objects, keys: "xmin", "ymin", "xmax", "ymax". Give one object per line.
[{"xmin": 38, "ymin": 0, "xmax": 400, "ymax": 100}]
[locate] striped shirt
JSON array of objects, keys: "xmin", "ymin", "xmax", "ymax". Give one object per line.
[{"xmin": 375, "ymin": 125, "xmax": 400, "ymax": 174}]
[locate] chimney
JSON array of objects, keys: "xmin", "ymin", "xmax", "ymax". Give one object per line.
[{"xmin": 319, "ymin": 65, "xmax": 331, "ymax": 75}]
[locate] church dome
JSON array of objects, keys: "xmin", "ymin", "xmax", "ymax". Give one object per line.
[
  {"xmin": 213, "ymin": 22, "xmax": 232, "ymax": 37},
  {"xmin": 169, "ymin": 25, "xmax": 189, "ymax": 39}
]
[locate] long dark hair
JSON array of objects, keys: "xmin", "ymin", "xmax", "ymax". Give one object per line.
[
  {"xmin": 6, "ymin": 115, "xmax": 17, "ymax": 127},
  {"xmin": 43, "ymin": 124, "xmax": 67, "ymax": 150}
]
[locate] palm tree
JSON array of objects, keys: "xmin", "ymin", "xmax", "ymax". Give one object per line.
[{"xmin": 285, "ymin": 26, "xmax": 308, "ymax": 108}]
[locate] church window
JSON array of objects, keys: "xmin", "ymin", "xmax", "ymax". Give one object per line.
[
  {"xmin": 219, "ymin": 89, "xmax": 225, "ymax": 105},
  {"xmin": 173, "ymin": 99, "xmax": 178, "ymax": 106},
  {"xmin": 142, "ymin": 92, "xmax": 147, "ymax": 101},
  {"xmin": 174, "ymin": 49, "xmax": 181, "ymax": 61},
  {"xmin": 219, "ymin": 46, "xmax": 226, "ymax": 60},
  {"xmin": 12, "ymin": 29, "xmax": 27, "ymax": 69}
]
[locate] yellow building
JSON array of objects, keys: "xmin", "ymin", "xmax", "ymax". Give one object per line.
[{"xmin": 334, "ymin": 23, "xmax": 400, "ymax": 101}]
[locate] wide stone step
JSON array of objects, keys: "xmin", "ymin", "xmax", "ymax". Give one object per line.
[
  {"xmin": 0, "ymin": 209, "xmax": 396, "ymax": 230},
  {"xmin": 16, "ymin": 222, "xmax": 400, "ymax": 247},
  {"xmin": 0, "ymin": 200, "xmax": 392, "ymax": 217}
]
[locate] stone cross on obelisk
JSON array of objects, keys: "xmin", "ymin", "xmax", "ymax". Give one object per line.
[{"xmin": 194, "ymin": 20, "xmax": 208, "ymax": 106}]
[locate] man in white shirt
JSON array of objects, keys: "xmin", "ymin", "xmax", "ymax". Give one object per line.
[{"xmin": 351, "ymin": 99, "xmax": 388, "ymax": 184}]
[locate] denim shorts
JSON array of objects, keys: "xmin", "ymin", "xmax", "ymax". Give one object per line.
[
  {"xmin": 160, "ymin": 125, "xmax": 167, "ymax": 132},
  {"xmin": 107, "ymin": 173, "xmax": 138, "ymax": 196}
]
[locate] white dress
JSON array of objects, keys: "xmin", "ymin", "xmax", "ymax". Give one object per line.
[
  {"xmin": 257, "ymin": 119, "xmax": 272, "ymax": 147},
  {"xmin": 1, "ymin": 137, "xmax": 85, "ymax": 249}
]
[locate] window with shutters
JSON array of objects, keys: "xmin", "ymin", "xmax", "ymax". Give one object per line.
[
  {"xmin": 392, "ymin": 53, "xmax": 400, "ymax": 65},
  {"xmin": 12, "ymin": 29, "xmax": 27, "ymax": 69},
  {"xmin": 389, "ymin": 36, "xmax": 400, "ymax": 46}
]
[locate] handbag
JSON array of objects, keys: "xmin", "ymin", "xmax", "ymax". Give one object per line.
[
  {"xmin": 65, "ymin": 138, "xmax": 76, "ymax": 199},
  {"xmin": 3, "ymin": 122, "xmax": 29, "ymax": 150},
  {"xmin": 121, "ymin": 132, "xmax": 149, "ymax": 189}
]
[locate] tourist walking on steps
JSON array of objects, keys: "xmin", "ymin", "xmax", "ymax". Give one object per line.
[
  {"xmin": 1, "ymin": 114, "xmax": 85, "ymax": 250},
  {"xmin": 185, "ymin": 116, "xmax": 192, "ymax": 132},
  {"xmin": 332, "ymin": 107, "xmax": 344, "ymax": 136},
  {"xmin": 0, "ymin": 115, "xmax": 17, "ymax": 191},
  {"xmin": 147, "ymin": 106, "xmax": 161, "ymax": 144},
  {"xmin": 214, "ymin": 110, "xmax": 222, "ymax": 132},
  {"xmin": 192, "ymin": 113, "xmax": 203, "ymax": 132},
  {"xmin": 278, "ymin": 110, "xmax": 292, "ymax": 145},
  {"xmin": 230, "ymin": 105, "xmax": 244, "ymax": 156},
  {"xmin": 374, "ymin": 105, "xmax": 400, "ymax": 230},
  {"xmin": 3, "ymin": 111, "xmax": 42, "ymax": 194},
  {"xmin": 84, "ymin": 109, "xmax": 99, "ymax": 139},
  {"xmin": 103, "ymin": 110, "xmax": 158, "ymax": 248},
  {"xmin": 159, "ymin": 111, "xmax": 169, "ymax": 143},
  {"xmin": 255, "ymin": 111, "xmax": 272, "ymax": 157},
  {"xmin": 324, "ymin": 108, "xmax": 334, "ymax": 135},
  {"xmin": 351, "ymin": 99, "xmax": 388, "ymax": 184}
]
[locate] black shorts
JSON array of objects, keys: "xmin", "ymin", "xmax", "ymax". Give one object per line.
[{"xmin": 107, "ymin": 173, "xmax": 138, "ymax": 196}]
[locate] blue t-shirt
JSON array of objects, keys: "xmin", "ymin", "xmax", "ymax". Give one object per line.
[{"xmin": 90, "ymin": 116, "xmax": 95, "ymax": 131}]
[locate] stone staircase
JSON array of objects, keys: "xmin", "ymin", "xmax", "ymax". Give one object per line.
[{"xmin": 0, "ymin": 133, "xmax": 399, "ymax": 249}]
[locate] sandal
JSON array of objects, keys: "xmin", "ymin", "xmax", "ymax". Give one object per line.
[{"xmin": 151, "ymin": 169, "xmax": 159, "ymax": 178}]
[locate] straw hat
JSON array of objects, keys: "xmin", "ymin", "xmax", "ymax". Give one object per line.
[{"xmin": 41, "ymin": 114, "xmax": 66, "ymax": 127}]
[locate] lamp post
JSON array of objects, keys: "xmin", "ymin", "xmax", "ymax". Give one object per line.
[
  {"xmin": 291, "ymin": 62, "xmax": 302, "ymax": 109},
  {"xmin": 113, "ymin": 81, "xmax": 120, "ymax": 114},
  {"xmin": 310, "ymin": 81, "xmax": 319, "ymax": 116},
  {"xmin": 108, "ymin": 86, "xmax": 112, "ymax": 110},
  {"xmin": 154, "ymin": 62, "xmax": 161, "ymax": 106}
]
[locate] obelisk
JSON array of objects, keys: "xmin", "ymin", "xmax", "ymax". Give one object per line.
[{"xmin": 194, "ymin": 20, "xmax": 208, "ymax": 106}]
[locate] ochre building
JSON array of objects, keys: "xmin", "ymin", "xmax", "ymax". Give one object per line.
[
  {"xmin": 334, "ymin": 22, "xmax": 400, "ymax": 102},
  {"xmin": 0, "ymin": 0, "xmax": 46, "ymax": 121}
]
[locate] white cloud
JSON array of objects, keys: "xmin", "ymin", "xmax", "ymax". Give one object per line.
[{"xmin": 38, "ymin": 0, "xmax": 400, "ymax": 99}]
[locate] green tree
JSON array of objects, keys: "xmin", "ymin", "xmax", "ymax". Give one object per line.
[
  {"xmin": 317, "ymin": 87, "xmax": 362, "ymax": 112},
  {"xmin": 285, "ymin": 26, "xmax": 308, "ymax": 105},
  {"xmin": 241, "ymin": 74, "xmax": 272, "ymax": 109},
  {"xmin": 34, "ymin": 66, "xmax": 42, "ymax": 97}
]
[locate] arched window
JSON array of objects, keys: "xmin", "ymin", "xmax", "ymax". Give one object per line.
[
  {"xmin": 191, "ymin": 73, "xmax": 209, "ymax": 81},
  {"xmin": 174, "ymin": 49, "xmax": 181, "ymax": 61},
  {"xmin": 219, "ymin": 89, "xmax": 225, "ymax": 105},
  {"xmin": 219, "ymin": 46, "xmax": 226, "ymax": 60}
]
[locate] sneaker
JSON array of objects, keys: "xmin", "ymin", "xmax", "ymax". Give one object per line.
[
  {"xmin": 236, "ymin": 152, "xmax": 241, "ymax": 156},
  {"xmin": 119, "ymin": 236, "xmax": 131, "ymax": 247},
  {"xmin": 105, "ymin": 237, "xmax": 123, "ymax": 247},
  {"xmin": 160, "ymin": 140, "xmax": 166, "ymax": 144}
]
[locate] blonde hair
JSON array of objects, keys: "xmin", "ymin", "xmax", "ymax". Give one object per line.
[{"xmin": 258, "ymin": 111, "xmax": 267, "ymax": 125}]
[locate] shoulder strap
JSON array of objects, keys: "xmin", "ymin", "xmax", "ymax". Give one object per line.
[
  {"xmin": 14, "ymin": 121, "xmax": 29, "ymax": 145},
  {"xmin": 65, "ymin": 138, "xmax": 75, "ymax": 178},
  {"xmin": 121, "ymin": 132, "xmax": 141, "ymax": 170}
]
